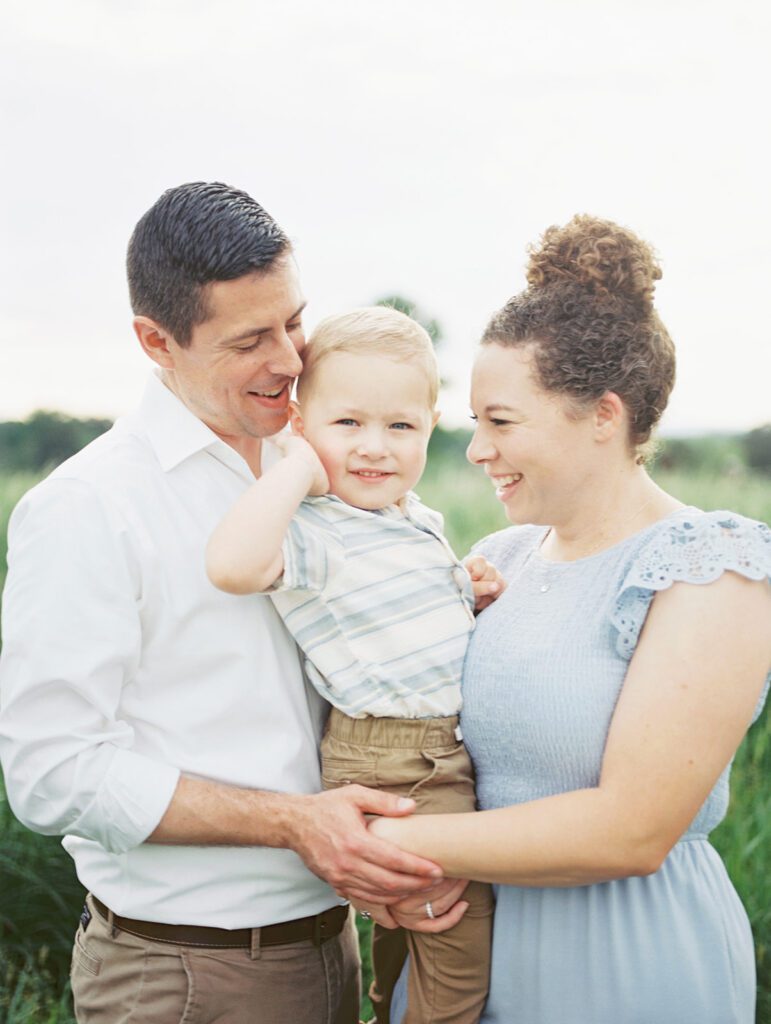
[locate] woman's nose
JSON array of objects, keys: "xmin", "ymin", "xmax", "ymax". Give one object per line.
[{"xmin": 466, "ymin": 428, "xmax": 495, "ymax": 465}]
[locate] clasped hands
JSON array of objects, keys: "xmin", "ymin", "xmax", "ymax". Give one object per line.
[{"xmin": 351, "ymin": 875, "xmax": 472, "ymax": 934}]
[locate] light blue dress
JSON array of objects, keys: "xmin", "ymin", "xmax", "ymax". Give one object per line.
[{"xmin": 392, "ymin": 508, "xmax": 770, "ymax": 1024}]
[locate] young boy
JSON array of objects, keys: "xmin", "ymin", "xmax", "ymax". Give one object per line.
[{"xmin": 207, "ymin": 307, "xmax": 496, "ymax": 1024}]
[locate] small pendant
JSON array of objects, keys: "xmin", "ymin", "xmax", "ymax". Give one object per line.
[{"xmin": 540, "ymin": 584, "xmax": 549, "ymax": 593}]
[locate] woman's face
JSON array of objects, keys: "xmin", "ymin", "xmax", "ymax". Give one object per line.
[{"xmin": 467, "ymin": 343, "xmax": 598, "ymax": 526}]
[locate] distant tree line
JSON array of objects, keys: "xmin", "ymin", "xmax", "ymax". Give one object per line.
[
  {"xmin": 0, "ymin": 411, "xmax": 113, "ymax": 474},
  {"xmin": 655, "ymin": 426, "xmax": 771, "ymax": 476},
  {"xmin": 1, "ymin": 410, "xmax": 770, "ymax": 478}
]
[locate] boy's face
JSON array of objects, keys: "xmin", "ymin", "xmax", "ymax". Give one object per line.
[{"xmin": 293, "ymin": 351, "xmax": 438, "ymax": 510}]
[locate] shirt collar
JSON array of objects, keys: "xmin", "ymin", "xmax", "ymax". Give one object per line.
[
  {"xmin": 135, "ymin": 371, "xmax": 254, "ymax": 480},
  {"xmin": 305, "ymin": 491, "xmax": 423, "ymax": 524}
]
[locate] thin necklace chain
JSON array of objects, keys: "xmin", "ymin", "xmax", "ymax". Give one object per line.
[
  {"xmin": 532, "ymin": 493, "xmax": 660, "ymax": 593},
  {"xmin": 545, "ymin": 493, "xmax": 660, "ymax": 562}
]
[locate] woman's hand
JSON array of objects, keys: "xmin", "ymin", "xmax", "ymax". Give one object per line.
[
  {"xmin": 352, "ymin": 877, "xmax": 470, "ymax": 933},
  {"xmin": 465, "ymin": 554, "xmax": 506, "ymax": 612},
  {"xmin": 386, "ymin": 877, "xmax": 470, "ymax": 933}
]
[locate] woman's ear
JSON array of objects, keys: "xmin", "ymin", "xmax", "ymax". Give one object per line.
[
  {"xmin": 594, "ymin": 391, "xmax": 626, "ymax": 443},
  {"xmin": 289, "ymin": 401, "xmax": 305, "ymax": 437}
]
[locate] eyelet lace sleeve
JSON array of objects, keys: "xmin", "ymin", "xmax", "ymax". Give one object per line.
[{"xmin": 612, "ymin": 511, "xmax": 771, "ymax": 667}]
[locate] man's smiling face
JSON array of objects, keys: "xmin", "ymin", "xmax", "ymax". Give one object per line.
[{"xmin": 158, "ymin": 259, "xmax": 306, "ymax": 445}]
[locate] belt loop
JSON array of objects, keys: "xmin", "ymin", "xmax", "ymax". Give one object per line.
[
  {"xmin": 107, "ymin": 907, "xmax": 117, "ymax": 940},
  {"xmin": 312, "ymin": 911, "xmax": 323, "ymax": 947},
  {"xmin": 249, "ymin": 927, "xmax": 262, "ymax": 960}
]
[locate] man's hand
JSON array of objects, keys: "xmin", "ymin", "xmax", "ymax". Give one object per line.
[
  {"xmin": 464, "ymin": 554, "xmax": 506, "ymax": 613},
  {"xmin": 287, "ymin": 785, "xmax": 444, "ymax": 904},
  {"xmin": 353, "ymin": 877, "xmax": 471, "ymax": 933},
  {"xmin": 272, "ymin": 434, "xmax": 329, "ymax": 496}
]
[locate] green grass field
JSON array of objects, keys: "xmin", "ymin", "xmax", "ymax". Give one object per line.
[{"xmin": 1, "ymin": 461, "xmax": 769, "ymax": 1022}]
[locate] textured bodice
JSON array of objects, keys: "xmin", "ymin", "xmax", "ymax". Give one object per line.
[{"xmin": 461, "ymin": 508, "xmax": 770, "ymax": 840}]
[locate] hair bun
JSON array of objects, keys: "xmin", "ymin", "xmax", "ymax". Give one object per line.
[{"xmin": 526, "ymin": 214, "xmax": 661, "ymax": 311}]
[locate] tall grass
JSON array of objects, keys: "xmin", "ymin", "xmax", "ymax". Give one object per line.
[{"xmin": 1, "ymin": 463, "xmax": 769, "ymax": 1022}]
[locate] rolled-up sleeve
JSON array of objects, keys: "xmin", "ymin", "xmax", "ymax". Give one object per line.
[{"xmin": 0, "ymin": 477, "xmax": 179, "ymax": 853}]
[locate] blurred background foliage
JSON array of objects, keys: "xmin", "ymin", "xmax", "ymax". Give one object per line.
[{"xmin": 1, "ymin": 403, "xmax": 769, "ymax": 1022}]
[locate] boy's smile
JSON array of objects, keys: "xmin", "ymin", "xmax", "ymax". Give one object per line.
[{"xmin": 292, "ymin": 351, "xmax": 438, "ymax": 510}]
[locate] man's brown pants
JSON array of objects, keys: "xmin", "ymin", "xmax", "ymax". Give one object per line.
[{"xmin": 70, "ymin": 893, "xmax": 361, "ymax": 1023}]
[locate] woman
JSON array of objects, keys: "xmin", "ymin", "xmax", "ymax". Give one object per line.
[{"xmin": 367, "ymin": 215, "xmax": 771, "ymax": 1023}]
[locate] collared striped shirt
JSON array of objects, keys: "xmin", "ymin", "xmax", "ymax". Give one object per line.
[{"xmin": 269, "ymin": 492, "xmax": 476, "ymax": 719}]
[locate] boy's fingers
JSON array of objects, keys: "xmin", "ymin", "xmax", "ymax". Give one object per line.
[{"xmin": 464, "ymin": 555, "xmax": 486, "ymax": 580}]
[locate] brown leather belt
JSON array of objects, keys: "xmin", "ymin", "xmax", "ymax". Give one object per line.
[{"xmin": 91, "ymin": 895, "xmax": 349, "ymax": 949}]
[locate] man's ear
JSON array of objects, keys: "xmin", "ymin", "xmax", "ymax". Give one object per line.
[
  {"xmin": 133, "ymin": 316, "xmax": 176, "ymax": 369},
  {"xmin": 289, "ymin": 401, "xmax": 305, "ymax": 437}
]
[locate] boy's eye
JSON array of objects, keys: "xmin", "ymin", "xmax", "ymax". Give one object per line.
[
  {"xmin": 390, "ymin": 422, "xmax": 413, "ymax": 431},
  {"xmin": 335, "ymin": 418, "xmax": 358, "ymax": 427}
]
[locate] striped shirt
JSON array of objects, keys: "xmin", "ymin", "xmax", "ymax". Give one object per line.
[{"xmin": 269, "ymin": 492, "xmax": 476, "ymax": 719}]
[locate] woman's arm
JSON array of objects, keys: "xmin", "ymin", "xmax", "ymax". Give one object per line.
[
  {"xmin": 370, "ymin": 572, "xmax": 771, "ymax": 887},
  {"xmin": 206, "ymin": 436, "xmax": 328, "ymax": 594}
]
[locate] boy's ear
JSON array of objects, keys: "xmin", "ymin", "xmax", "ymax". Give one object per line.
[
  {"xmin": 431, "ymin": 409, "xmax": 441, "ymax": 430},
  {"xmin": 289, "ymin": 401, "xmax": 305, "ymax": 437}
]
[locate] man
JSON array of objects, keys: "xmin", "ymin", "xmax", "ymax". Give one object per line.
[{"xmin": 0, "ymin": 182, "xmax": 444, "ymax": 1024}]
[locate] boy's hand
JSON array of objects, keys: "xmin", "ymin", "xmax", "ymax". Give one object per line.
[
  {"xmin": 272, "ymin": 434, "xmax": 329, "ymax": 496},
  {"xmin": 465, "ymin": 555, "xmax": 506, "ymax": 613}
]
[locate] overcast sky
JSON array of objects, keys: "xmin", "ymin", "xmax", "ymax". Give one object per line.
[{"xmin": 1, "ymin": 0, "xmax": 769, "ymax": 434}]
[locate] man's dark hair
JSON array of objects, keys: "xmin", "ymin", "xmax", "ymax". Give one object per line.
[{"xmin": 127, "ymin": 182, "xmax": 291, "ymax": 346}]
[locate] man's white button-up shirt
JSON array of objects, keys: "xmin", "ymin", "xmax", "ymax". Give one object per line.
[{"xmin": 0, "ymin": 373, "xmax": 336, "ymax": 927}]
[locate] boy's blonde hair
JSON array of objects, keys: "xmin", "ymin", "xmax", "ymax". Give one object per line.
[{"xmin": 297, "ymin": 306, "xmax": 439, "ymax": 407}]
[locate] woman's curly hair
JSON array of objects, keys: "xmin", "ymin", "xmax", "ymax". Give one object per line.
[{"xmin": 482, "ymin": 215, "xmax": 676, "ymax": 459}]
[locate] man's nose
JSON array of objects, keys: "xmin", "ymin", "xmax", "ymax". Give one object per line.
[{"xmin": 267, "ymin": 331, "xmax": 304, "ymax": 378}]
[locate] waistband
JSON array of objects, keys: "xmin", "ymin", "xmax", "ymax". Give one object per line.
[
  {"xmin": 91, "ymin": 895, "xmax": 349, "ymax": 949},
  {"xmin": 326, "ymin": 706, "xmax": 462, "ymax": 748}
]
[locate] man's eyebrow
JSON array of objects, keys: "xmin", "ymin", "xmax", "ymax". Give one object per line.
[{"xmin": 219, "ymin": 302, "xmax": 307, "ymax": 347}]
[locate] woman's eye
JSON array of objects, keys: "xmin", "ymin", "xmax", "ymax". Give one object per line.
[{"xmin": 237, "ymin": 341, "xmax": 259, "ymax": 353}]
